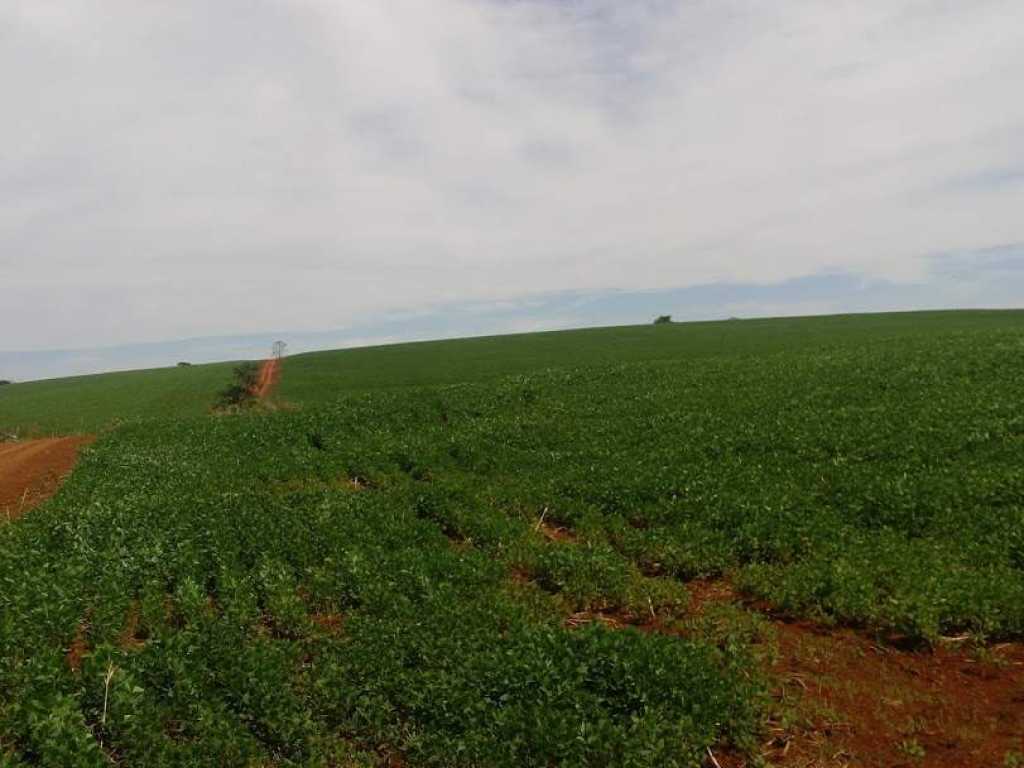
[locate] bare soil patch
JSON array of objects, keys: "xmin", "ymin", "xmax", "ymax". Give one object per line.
[
  {"xmin": 252, "ymin": 358, "xmax": 281, "ymax": 399},
  {"xmin": 551, "ymin": 576, "xmax": 1024, "ymax": 767},
  {"xmin": 0, "ymin": 436, "xmax": 93, "ymax": 521},
  {"xmin": 119, "ymin": 601, "xmax": 147, "ymax": 651},
  {"xmin": 534, "ymin": 509, "xmax": 577, "ymax": 543},
  {"xmin": 310, "ymin": 612, "xmax": 346, "ymax": 635},
  {"xmin": 66, "ymin": 620, "xmax": 90, "ymax": 674},
  {"xmin": 677, "ymin": 580, "xmax": 1024, "ymax": 768},
  {"xmin": 752, "ymin": 622, "xmax": 1024, "ymax": 768},
  {"xmin": 686, "ymin": 577, "xmax": 739, "ymax": 614}
]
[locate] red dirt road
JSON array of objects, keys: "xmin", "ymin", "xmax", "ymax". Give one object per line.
[
  {"xmin": 252, "ymin": 358, "xmax": 281, "ymax": 399},
  {"xmin": 0, "ymin": 436, "xmax": 93, "ymax": 521}
]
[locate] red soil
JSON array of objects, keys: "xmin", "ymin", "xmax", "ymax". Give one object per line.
[
  {"xmin": 692, "ymin": 584, "xmax": 1024, "ymax": 768},
  {"xmin": 310, "ymin": 612, "xmax": 346, "ymax": 634},
  {"xmin": 252, "ymin": 358, "xmax": 281, "ymax": 399},
  {"xmin": 119, "ymin": 601, "xmax": 147, "ymax": 651},
  {"xmin": 537, "ymin": 519, "xmax": 577, "ymax": 543},
  {"xmin": 551, "ymin": 560, "xmax": 1024, "ymax": 766},
  {"xmin": 768, "ymin": 623, "xmax": 1023, "ymax": 768},
  {"xmin": 0, "ymin": 436, "xmax": 93, "ymax": 521},
  {"xmin": 66, "ymin": 620, "xmax": 90, "ymax": 674},
  {"xmin": 534, "ymin": 508, "xmax": 578, "ymax": 543}
]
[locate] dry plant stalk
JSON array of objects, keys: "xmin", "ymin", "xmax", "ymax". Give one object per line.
[
  {"xmin": 534, "ymin": 506, "xmax": 548, "ymax": 531},
  {"xmin": 102, "ymin": 663, "xmax": 117, "ymax": 726}
]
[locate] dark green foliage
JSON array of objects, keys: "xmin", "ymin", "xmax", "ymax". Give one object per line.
[
  {"xmin": 0, "ymin": 361, "xmax": 237, "ymax": 435},
  {"xmin": 0, "ymin": 389, "xmax": 763, "ymax": 765},
  {"xmin": 2, "ymin": 321, "xmax": 1024, "ymax": 764},
  {"xmin": 654, "ymin": 315, "xmax": 672, "ymax": 324},
  {"xmin": 6, "ymin": 309, "xmax": 1024, "ymax": 434},
  {"xmin": 277, "ymin": 309, "xmax": 1024, "ymax": 405},
  {"xmin": 215, "ymin": 363, "xmax": 261, "ymax": 409}
]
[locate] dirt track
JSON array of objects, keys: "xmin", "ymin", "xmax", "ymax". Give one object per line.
[
  {"xmin": 0, "ymin": 437, "xmax": 93, "ymax": 521},
  {"xmin": 252, "ymin": 358, "xmax": 281, "ymax": 399}
]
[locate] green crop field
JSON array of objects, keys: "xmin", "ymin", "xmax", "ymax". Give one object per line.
[
  {"xmin": 3, "ymin": 309, "xmax": 1024, "ymax": 435},
  {"xmin": 1, "ymin": 311, "xmax": 1023, "ymax": 765},
  {"xmin": 0, "ymin": 363, "xmax": 237, "ymax": 437},
  {"xmin": 276, "ymin": 309, "xmax": 1024, "ymax": 404}
]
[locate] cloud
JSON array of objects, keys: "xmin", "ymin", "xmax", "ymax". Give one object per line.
[
  {"xmin": 930, "ymin": 241, "xmax": 1024, "ymax": 274},
  {"xmin": 2, "ymin": 0, "xmax": 1023, "ymax": 352}
]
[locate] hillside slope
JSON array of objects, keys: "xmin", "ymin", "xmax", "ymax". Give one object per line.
[
  {"xmin": 1, "ymin": 324, "xmax": 1022, "ymax": 766},
  {"xmin": 3, "ymin": 309, "xmax": 1023, "ymax": 434},
  {"xmin": 277, "ymin": 309, "xmax": 1024, "ymax": 403},
  {"xmin": 0, "ymin": 362, "xmax": 236, "ymax": 436}
]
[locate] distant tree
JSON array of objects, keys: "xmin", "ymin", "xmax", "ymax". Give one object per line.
[
  {"xmin": 654, "ymin": 315, "xmax": 673, "ymax": 325},
  {"xmin": 215, "ymin": 362, "xmax": 261, "ymax": 409},
  {"xmin": 0, "ymin": 379, "xmax": 11, "ymax": 386},
  {"xmin": 272, "ymin": 340, "xmax": 287, "ymax": 359},
  {"xmin": 177, "ymin": 361, "xmax": 192, "ymax": 367}
]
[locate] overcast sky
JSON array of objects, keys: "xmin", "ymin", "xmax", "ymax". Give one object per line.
[{"xmin": 3, "ymin": 0, "xmax": 1024, "ymax": 376}]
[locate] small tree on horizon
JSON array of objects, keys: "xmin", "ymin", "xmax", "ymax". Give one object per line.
[{"xmin": 654, "ymin": 315, "xmax": 673, "ymax": 325}]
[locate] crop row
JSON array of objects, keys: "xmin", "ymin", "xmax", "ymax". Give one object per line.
[{"xmin": 2, "ymin": 327, "xmax": 1022, "ymax": 765}]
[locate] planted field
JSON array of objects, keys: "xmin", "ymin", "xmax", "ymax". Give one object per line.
[
  {"xmin": 276, "ymin": 309, "xmax": 1024, "ymax": 403},
  {"xmin": 0, "ymin": 362, "xmax": 237, "ymax": 437},
  {"xmin": 1, "ymin": 322, "xmax": 1023, "ymax": 766},
  {"xmin": 5, "ymin": 310, "xmax": 1024, "ymax": 435}
]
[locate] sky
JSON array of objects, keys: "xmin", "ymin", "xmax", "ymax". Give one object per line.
[{"xmin": 3, "ymin": 0, "xmax": 1024, "ymax": 379}]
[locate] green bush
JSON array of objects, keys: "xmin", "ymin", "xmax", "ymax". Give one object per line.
[{"xmin": 215, "ymin": 362, "xmax": 261, "ymax": 409}]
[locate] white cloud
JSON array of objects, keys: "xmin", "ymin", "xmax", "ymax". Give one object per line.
[{"xmin": 2, "ymin": 0, "xmax": 1023, "ymax": 350}]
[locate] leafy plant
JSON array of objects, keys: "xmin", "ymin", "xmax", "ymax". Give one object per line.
[
  {"xmin": 215, "ymin": 362, "xmax": 261, "ymax": 409},
  {"xmin": 899, "ymin": 738, "xmax": 926, "ymax": 759}
]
